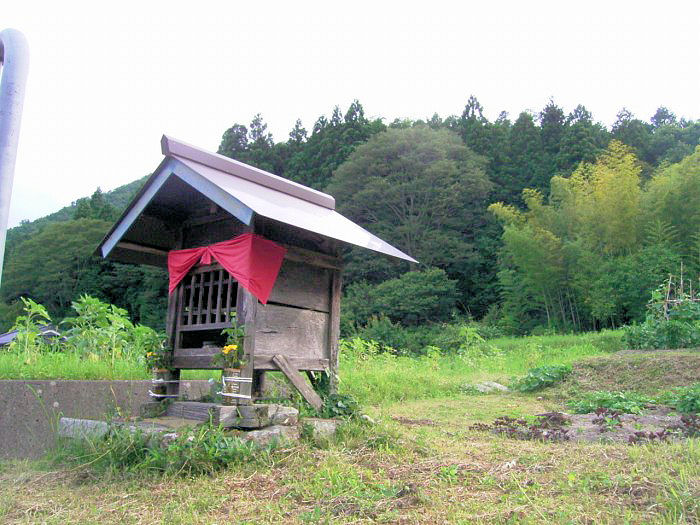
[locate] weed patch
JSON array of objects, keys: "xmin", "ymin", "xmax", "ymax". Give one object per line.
[
  {"xmin": 54, "ymin": 423, "xmax": 274, "ymax": 476},
  {"xmin": 511, "ymin": 364, "xmax": 572, "ymax": 392},
  {"xmin": 568, "ymin": 391, "xmax": 655, "ymax": 414}
]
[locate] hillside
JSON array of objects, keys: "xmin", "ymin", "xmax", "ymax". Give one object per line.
[{"xmin": 4, "ymin": 175, "xmax": 148, "ymax": 258}]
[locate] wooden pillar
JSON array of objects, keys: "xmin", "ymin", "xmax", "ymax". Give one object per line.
[
  {"xmin": 327, "ymin": 268, "xmax": 342, "ymax": 394},
  {"xmin": 235, "ymin": 285, "xmax": 257, "ymax": 405},
  {"xmin": 164, "ymin": 283, "xmax": 180, "ymax": 398},
  {"xmin": 252, "ymin": 370, "xmax": 266, "ymax": 400}
]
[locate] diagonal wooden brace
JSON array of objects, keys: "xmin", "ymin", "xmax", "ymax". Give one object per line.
[{"xmin": 272, "ymin": 354, "xmax": 323, "ymax": 411}]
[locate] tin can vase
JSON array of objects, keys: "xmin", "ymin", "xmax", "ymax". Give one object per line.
[
  {"xmin": 222, "ymin": 368, "xmax": 241, "ymax": 406},
  {"xmin": 152, "ymin": 368, "xmax": 169, "ymax": 398}
]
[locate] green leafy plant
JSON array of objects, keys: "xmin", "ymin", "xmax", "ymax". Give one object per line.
[
  {"xmin": 568, "ymin": 391, "xmax": 655, "ymax": 414},
  {"xmin": 624, "ymin": 277, "xmax": 700, "ymax": 350},
  {"xmin": 143, "ymin": 337, "xmax": 171, "ymax": 370},
  {"xmin": 62, "ymin": 295, "xmax": 161, "ymax": 366},
  {"xmin": 511, "ymin": 364, "xmax": 572, "ymax": 392},
  {"xmin": 319, "ymin": 393, "xmax": 360, "ymax": 419},
  {"xmin": 8, "ymin": 297, "xmax": 54, "ymax": 362},
  {"xmin": 212, "ymin": 313, "xmax": 246, "ymax": 369},
  {"xmin": 661, "ymin": 384, "xmax": 700, "ymax": 413}
]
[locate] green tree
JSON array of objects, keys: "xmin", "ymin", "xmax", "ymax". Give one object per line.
[
  {"xmin": 285, "ymin": 100, "xmax": 386, "ymax": 189},
  {"xmin": 327, "ymin": 126, "xmax": 492, "ymax": 309}
]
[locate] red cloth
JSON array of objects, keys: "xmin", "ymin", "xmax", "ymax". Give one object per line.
[{"xmin": 167, "ymin": 233, "xmax": 287, "ymax": 304}]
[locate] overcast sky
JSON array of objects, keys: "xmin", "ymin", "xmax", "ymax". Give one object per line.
[{"xmin": 3, "ymin": 1, "xmax": 699, "ymax": 227}]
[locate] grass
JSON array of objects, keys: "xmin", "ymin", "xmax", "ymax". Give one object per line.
[
  {"xmin": 1, "ymin": 329, "xmax": 699, "ymax": 523},
  {"xmin": 0, "ymin": 352, "xmax": 213, "ymax": 380},
  {"xmin": 1, "ymin": 394, "xmax": 697, "ymax": 523},
  {"xmin": 339, "ymin": 330, "xmax": 623, "ymax": 405},
  {"xmin": 548, "ymin": 349, "xmax": 700, "ymax": 399}
]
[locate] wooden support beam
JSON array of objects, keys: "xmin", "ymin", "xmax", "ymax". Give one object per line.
[
  {"xmin": 272, "ymin": 354, "xmax": 323, "ymax": 411},
  {"xmin": 115, "ymin": 241, "xmax": 169, "ymax": 257},
  {"xmin": 281, "ymin": 243, "xmax": 343, "ymax": 271}
]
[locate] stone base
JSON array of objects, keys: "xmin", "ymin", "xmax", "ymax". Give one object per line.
[
  {"xmin": 60, "ymin": 403, "xmax": 325, "ymax": 449},
  {"xmin": 242, "ymin": 424, "xmax": 301, "ymax": 446},
  {"xmin": 153, "ymin": 401, "xmax": 299, "ymax": 430}
]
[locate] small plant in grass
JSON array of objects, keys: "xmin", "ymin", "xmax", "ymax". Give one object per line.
[
  {"xmin": 568, "ymin": 391, "xmax": 655, "ymax": 414},
  {"xmin": 511, "ymin": 364, "xmax": 572, "ymax": 392},
  {"xmin": 319, "ymin": 393, "xmax": 360, "ymax": 419},
  {"xmin": 592, "ymin": 408, "xmax": 624, "ymax": 432}
]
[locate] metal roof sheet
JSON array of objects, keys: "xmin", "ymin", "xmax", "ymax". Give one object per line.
[
  {"xmin": 173, "ymin": 155, "xmax": 417, "ymax": 262},
  {"xmin": 97, "ymin": 136, "xmax": 417, "ymax": 264}
]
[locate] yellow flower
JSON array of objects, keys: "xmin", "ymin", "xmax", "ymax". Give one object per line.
[{"xmin": 146, "ymin": 352, "xmax": 154, "ymax": 357}]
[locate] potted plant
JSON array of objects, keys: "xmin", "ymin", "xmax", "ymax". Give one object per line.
[
  {"xmin": 144, "ymin": 336, "xmax": 172, "ymax": 398},
  {"xmin": 213, "ymin": 313, "xmax": 247, "ymax": 405}
]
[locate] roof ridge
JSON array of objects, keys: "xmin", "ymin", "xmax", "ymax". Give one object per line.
[{"xmin": 160, "ymin": 135, "xmax": 335, "ymax": 210}]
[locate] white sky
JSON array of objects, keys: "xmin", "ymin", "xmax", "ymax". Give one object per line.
[{"xmin": 3, "ymin": 0, "xmax": 699, "ymax": 226}]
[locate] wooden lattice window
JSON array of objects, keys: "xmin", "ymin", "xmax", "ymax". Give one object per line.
[{"xmin": 175, "ymin": 264, "xmax": 238, "ymax": 349}]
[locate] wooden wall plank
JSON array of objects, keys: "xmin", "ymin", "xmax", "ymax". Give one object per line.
[
  {"xmin": 255, "ymin": 304, "xmax": 329, "ymax": 359},
  {"xmin": 267, "ymin": 259, "xmax": 331, "ymax": 312}
]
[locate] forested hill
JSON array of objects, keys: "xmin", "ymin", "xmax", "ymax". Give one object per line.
[
  {"xmin": 1, "ymin": 98, "xmax": 698, "ymax": 335},
  {"xmin": 5, "ymin": 176, "xmax": 148, "ymax": 259}
]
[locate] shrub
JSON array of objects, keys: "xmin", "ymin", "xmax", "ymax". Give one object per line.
[
  {"xmin": 624, "ymin": 319, "xmax": 700, "ymax": 350},
  {"xmin": 568, "ymin": 391, "xmax": 655, "ymax": 414},
  {"xmin": 624, "ymin": 279, "xmax": 700, "ymax": 349},
  {"xmin": 354, "ymin": 315, "xmax": 409, "ymax": 352},
  {"xmin": 511, "ymin": 364, "xmax": 572, "ymax": 392},
  {"xmin": 342, "ymin": 268, "xmax": 458, "ymax": 327}
]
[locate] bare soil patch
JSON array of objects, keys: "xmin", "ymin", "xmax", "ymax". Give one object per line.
[{"xmin": 566, "ymin": 407, "xmax": 688, "ymax": 443}]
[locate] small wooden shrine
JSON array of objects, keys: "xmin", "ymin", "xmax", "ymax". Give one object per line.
[{"xmin": 96, "ymin": 136, "xmax": 415, "ymax": 407}]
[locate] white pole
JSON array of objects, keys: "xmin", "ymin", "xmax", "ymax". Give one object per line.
[{"xmin": 0, "ymin": 28, "xmax": 29, "ymax": 288}]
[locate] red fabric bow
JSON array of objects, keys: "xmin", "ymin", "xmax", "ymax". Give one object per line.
[{"xmin": 167, "ymin": 233, "xmax": 287, "ymax": 304}]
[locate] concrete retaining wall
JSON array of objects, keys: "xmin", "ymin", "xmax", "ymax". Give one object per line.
[{"xmin": 0, "ymin": 380, "xmax": 210, "ymax": 459}]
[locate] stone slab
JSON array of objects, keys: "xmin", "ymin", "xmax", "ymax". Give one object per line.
[
  {"xmin": 301, "ymin": 418, "xmax": 339, "ymax": 440},
  {"xmin": 241, "ymin": 425, "xmax": 300, "ymax": 446}
]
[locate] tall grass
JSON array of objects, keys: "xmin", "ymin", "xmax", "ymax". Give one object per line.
[
  {"xmin": 0, "ymin": 352, "xmax": 211, "ymax": 380},
  {"xmin": 0, "ymin": 330, "xmax": 624, "ymax": 407},
  {"xmin": 339, "ymin": 330, "xmax": 624, "ymax": 405}
]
